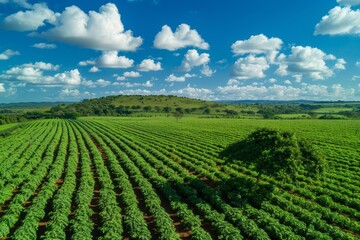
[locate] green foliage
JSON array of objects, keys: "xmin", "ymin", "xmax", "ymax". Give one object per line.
[
  {"xmin": 172, "ymin": 111, "xmax": 184, "ymax": 121},
  {"xmin": 220, "ymin": 128, "xmax": 326, "ymax": 181}
]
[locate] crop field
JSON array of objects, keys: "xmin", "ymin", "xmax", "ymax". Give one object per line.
[{"xmin": 0, "ymin": 117, "xmax": 360, "ymax": 239}]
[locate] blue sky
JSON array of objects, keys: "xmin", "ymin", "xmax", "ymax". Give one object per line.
[{"xmin": 1, "ymin": 0, "xmax": 360, "ymax": 102}]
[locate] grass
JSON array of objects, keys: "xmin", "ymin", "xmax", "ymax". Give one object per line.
[
  {"xmin": 0, "ymin": 123, "xmax": 18, "ymax": 131},
  {"xmin": 313, "ymin": 107, "xmax": 353, "ymax": 113}
]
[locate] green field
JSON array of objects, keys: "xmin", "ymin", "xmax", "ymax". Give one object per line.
[
  {"xmin": 0, "ymin": 123, "xmax": 18, "ymax": 132},
  {"xmin": 0, "ymin": 117, "xmax": 360, "ymax": 239},
  {"xmin": 313, "ymin": 107, "xmax": 353, "ymax": 113}
]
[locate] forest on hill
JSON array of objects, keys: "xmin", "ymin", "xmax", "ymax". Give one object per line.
[{"xmin": 1, "ymin": 95, "xmax": 360, "ymax": 124}]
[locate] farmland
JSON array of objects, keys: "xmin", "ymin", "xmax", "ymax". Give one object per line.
[{"xmin": 0, "ymin": 117, "xmax": 360, "ymax": 239}]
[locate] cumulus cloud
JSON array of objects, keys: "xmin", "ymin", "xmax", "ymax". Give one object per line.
[
  {"xmin": 41, "ymin": 3, "xmax": 142, "ymax": 51},
  {"xmin": 0, "ymin": 49, "xmax": 20, "ymax": 60},
  {"xmin": 315, "ymin": 6, "xmax": 360, "ymax": 35},
  {"xmin": 79, "ymin": 60, "xmax": 96, "ymax": 66},
  {"xmin": 32, "ymin": 43, "xmax": 57, "ymax": 49},
  {"xmin": 116, "ymin": 76, "xmax": 126, "ymax": 81},
  {"xmin": 0, "ymin": 63, "xmax": 82, "ymax": 86},
  {"xmin": 138, "ymin": 59, "xmax": 162, "ymax": 72},
  {"xmin": 114, "ymin": 80, "xmax": 153, "ymax": 87},
  {"xmin": 60, "ymin": 88, "xmax": 80, "ymax": 97},
  {"xmin": 231, "ymin": 34, "xmax": 282, "ymax": 62},
  {"xmin": 232, "ymin": 55, "xmax": 269, "ymax": 79},
  {"xmin": 0, "ymin": 0, "xmax": 32, "ymax": 8},
  {"xmin": 2, "ymin": 3, "xmax": 56, "ymax": 31},
  {"xmin": 268, "ymin": 78, "xmax": 277, "ymax": 83},
  {"xmin": 52, "ymin": 69, "xmax": 82, "ymax": 85},
  {"xmin": 337, "ymin": 0, "xmax": 360, "ymax": 6},
  {"xmin": 165, "ymin": 74, "xmax": 186, "ymax": 82},
  {"xmin": 275, "ymin": 46, "xmax": 341, "ymax": 80},
  {"xmin": 170, "ymin": 84, "xmax": 214, "ymax": 99},
  {"xmin": 89, "ymin": 66, "xmax": 100, "ymax": 72},
  {"xmin": 165, "ymin": 73, "xmax": 198, "ymax": 82},
  {"xmin": 80, "ymin": 51, "xmax": 134, "ymax": 69},
  {"xmin": 154, "ymin": 23, "xmax": 209, "ymax": 51},
  {"xmin": 95, "ymin": 79, "xmax": 111, "ymax": 87},
  {"xmin": 22, "ymin": 61, "xmax": 59, "ymax": 70},
  {"xmin": 98, "ymin": 51, "xmax": 134, "ymax": 68},
  {"xmin": 181, "ymin": 49, "xmax": 210, "ymax": 71},
  {"xmin": 335, "ymin": 58, "xmax": 346, "ymax": 70},
  {"xmin": 201, "ymin": 65, "xmax": 215, "ymax": 77},
  {"xmin": 123, "ymin": 71, "xmax": 141, "ymax": 78},
  {"xmin": 216, "ymin": 81, "xmax": 358, "ymax": 100},
  {"xmin": 0, "ymin": 83, "xmax": 5, "ymax": 93}
]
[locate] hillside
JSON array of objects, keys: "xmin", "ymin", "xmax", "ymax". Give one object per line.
[
  {"xmin": 55, "ymin": 95, "xmax": 222, "ymax": 116},
  {"xmin": 110, "ymin": 95, "xmax": 214, "ymax": 108}
]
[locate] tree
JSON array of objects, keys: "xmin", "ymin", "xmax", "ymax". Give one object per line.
[
  {"xmin": 220, "ymin": 128, "xmax": 325, "ymax": 182},
  {"xmin": 143, "ymin": 106, "xmax": 152, "ymax": 112},
  {"xmin": 163, "ymin": 106, "xmax": 172, "ymax": 113},
  {"xmin": 172, "ymin": 111, "xmax": 184, "ymax": 122}
]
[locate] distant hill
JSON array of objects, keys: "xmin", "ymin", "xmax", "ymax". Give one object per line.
[
  {"xmin": 0, "ymin": 102, "xmax": 72, "ymax": 109},
  {"xmin": 106, "ymin": 95, "xmax": 215, "ymax": 108},
  {"xmin": 217, "ymin": 100, "xmax": 317, "ymax": 104},
  {"xmin": 55, "ymin": 95, "xmax": 221, "ymax": 116}
]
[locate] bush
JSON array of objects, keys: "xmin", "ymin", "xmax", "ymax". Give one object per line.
[{"xmin": 220, "ymin": 128, "xmax": 326, "ymax": 181}]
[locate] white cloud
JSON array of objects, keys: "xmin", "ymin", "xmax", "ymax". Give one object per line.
[
  {"xmin": 165, "ymin": 73, "xmax": 198, "ymax": 82},
  {"xmin": 2, "ymin": 3, "xmax": 56, "ymax": 31},
  {"xmin": 216, "ymin": 82, "xmax": 358, "ymax": 101},
  {"xmin": 356, "ymin": 61, "xmax": 360, "ymax": 67},
  {"xmin": 170, "ymin": 85, "xmax": 214, "ymax": 99},
  {"xmin": 123, "ymin": 71, "xmax": 141, "ymax": 78},
  {"xmin": 52, "ymin": 69, "xmax": 81, "ymax": 85},
  {"xmin": 335, "ymin": 58, "xmax": 346, "ymax": 70},
  {"xmin": 1, "ymin": 64, "xmax": 82, "ymax": 86},
  {"xmin": 82, "ymin": 78, "xmax": 111, "ymax": 88},
  {"xmin": 284, "ymin": 80, "xmax": 292, "ymax": 85},
  {"xmin": 0, "ymin": 83, "xmax": 5, "ymax": 93},
  {"xmin": 165, "ymin": 74, "xmax": 186, "ymax": 82},
  {"xmin": 184, "ymin": 73, "xmax": 197, "ymax": 78},
  {"xmin": 22, "ymin": 62, "xmax": 59, "ymax": 71},
  {"xmin": 201, "ymin": 64, "xmax": 215, "ymax": 77},
  {"xmin": 32, "ymin": 43, "xmax": 57, "ymax": 49},
  {"xmin": 109, "ymin": 88, "xmax": 166, "ymax": 96},
  {"xmin": 337, "ymin": 0, "xmax": 360, "ymax": 6},
  {"xmin": 232, "ymin": 55, "xmax": 269, "ymax": 79},
  {"xmin": 97, "ymin": 51, "xmax": 134, "ymax": 68},
  {"xmin": 275, "ymin": 46, "xmax": 338, "ymax": 80},
  {"xmin": 114, "ymin": 80, "xmax": 153, "ymax": 87},
  {"xmin": 116, "ymin": 76, "xmax": 126, "ymax": 81},
  {"xmin": 89, "ymin": 66, "xmax": 100, "ymax": 72},
  {"xmin": 181, "ymin": 49, "xmax": 210, "ymax": 71},
  {"xmin": 293, "ymin": 74, "xmax": 302, "ymax": 83},
  {"xmin": 4, "ymin": 66, "xmax": 43, "ymax": 81},
  {"xmin": 231, "ymin": 34, "xmax": 282, "ymax": 62},
  {"xmin": 41, "ymin": 3, "xmax": 142, "ymax": 51},
  {"xmin": 60, "ymin": 88, "xmax": 80, "ymax": 97},
  {"xmin": 138, "ymin": 59, "xmax": 162, "ymax": 72},
  {"xmin": 352, "ymin": 75, "xmax": 360, "ymax": 80},
  {"xmin": 154, "ymin": 23, "xmax": 209, "ymax": 51},
  {"xmin": 227, "ymin": 79, "xmax": 240, "ymax": 85},
  {"xmin": 315, "ymin": 6, "xmax": 360, "ymax": 35},
  {"xmin": 0, "ymin": 49, "xmax": 20, "ymax": 60},
  {"xmin": 0, "ymin": 0, "xmax": 31, "ymax": 8},
  {"xmin": 95, "ymin": 79, "xmax": 111, "ymax": 87},
  {"xmin": 268, "ymin": 78, "xmax": 277, "ymax": 83},
  {"xmin": 79, "ymin": 60, "xmax": 96, "ymax": 66}
]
